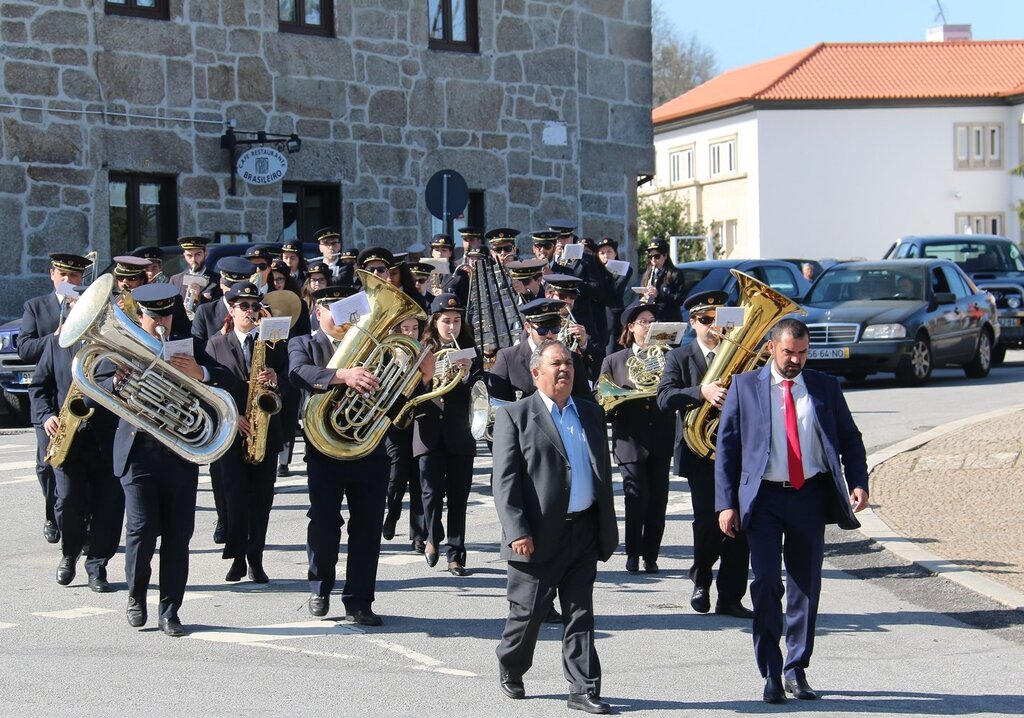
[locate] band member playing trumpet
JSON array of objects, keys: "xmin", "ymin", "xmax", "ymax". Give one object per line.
[
  {"xmin": 544, "ymin": 274, "xmax": 604, "ymax": 382},
  {"xmin": 205, "ymin": 283, "xmax": 288, "ymax": 584},
  {"xmin": 112, "ymin": 256, "xmax": 150, "ymax": 310},
  {"xmin": 413, "ymin": 293, "xmax": 482, "ymax": 575},
  {"xmin": 289, "ymin": 285, "xmax": 390, "ymax": 626},
  {"xmin": 639, "ymin": 238, "xmax": 685, "ymax": 318},
  {"xmin": 170, "ymin": 235, "xmax": 220, "ymax": 310},
  {"xmin": 597, "ymin": 302, "xmax": 675, "ymax": 574}
]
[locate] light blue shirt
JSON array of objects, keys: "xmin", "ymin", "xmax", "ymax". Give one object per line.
[{"xmin": 537, "ymin": 392, "xmax": 595, "ymax": 512}]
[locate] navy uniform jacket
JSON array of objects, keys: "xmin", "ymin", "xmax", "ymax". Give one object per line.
[
  {"xmin": 191, "ymin": 296, "xmax": 230, "ymax": 344},
  {"xmin": 714, "ymin": 365, "xmax": 869, "ymax": 531},
  {"xmin": 563, "ymin": 253, "xmax": 615, "ymax": 345},
  {"xmin": 641, "ymin": 266, "xmax": 687, "ymax": 321},
  {"xmin": 205, "ymin": 332, "xmax": 290, "ymax": 456},
  {"xmin": 19, "ymin": 292, "xmax": 64, "ymax": 363},
  {"xmin": 486, "ymin": 339, "xmax": 591, "ymax": 403},
  {"xmin": 28, "ymin": 335, "xmax": 117, "ymax": 438},
  {"xmin": 411, "ymin": 353, "xmax": 483, "ymax": 458},
  {"xmin": 597, "ymin": 348, "xmax": 675, "ymax": 464},
  {"xmin": 655, "ymin": 341, "xmax": 712, "ymax": 477}
]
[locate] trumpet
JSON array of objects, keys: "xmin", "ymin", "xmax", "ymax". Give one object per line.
[
  {"xmin": 558, "ymin": 306, "xmax": 582, "ymax": 353},
  {"xmin": 432, "ymin": 339, "xmax": 469, "ymax": 391}
]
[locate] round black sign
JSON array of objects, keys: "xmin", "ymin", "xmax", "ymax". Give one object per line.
[{"xmin": 424, "ymin": 169, "xmax": 469, "ymax": 221}]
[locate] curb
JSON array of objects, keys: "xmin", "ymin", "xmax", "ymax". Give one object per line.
[{"xmin": 861, "ymin": 403, "xmax": 1024, "ymax": 612}]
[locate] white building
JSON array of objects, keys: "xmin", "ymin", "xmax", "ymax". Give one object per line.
[{"xmin": 648, "ymin": 39, "xmax": 1024, "ymax": 261}]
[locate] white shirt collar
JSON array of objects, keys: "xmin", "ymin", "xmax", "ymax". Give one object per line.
[{"xmin": 769, "ymin": 362, "xmax": 805, "ymax": 387}]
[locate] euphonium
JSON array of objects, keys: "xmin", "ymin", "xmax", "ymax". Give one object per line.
[
  {"xmin": 59, "ymin": 274, "xmax": 239, "ymax": 465},
  {"xmin": 43, "ymin": 380, "xmax": 94, "ymax": 469},
  {"xmin": 303, "ymin": 269, "xmax": 463, "ymax": 460},
  {"xmin": 595, "ymin": 343, "xmax": 670, "ymax": 414},
  {"xmin": 683, "ymin": 270, "xmax": 806, "ymax": 460}
]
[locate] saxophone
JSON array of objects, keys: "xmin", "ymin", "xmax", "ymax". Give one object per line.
[
  {"xmin": 242, "ymin": 332, "xmax": 282, "ymax": 465},
  {"xmin": 43, "ymin": 380, "xmax": 94, "ymax": 469}
]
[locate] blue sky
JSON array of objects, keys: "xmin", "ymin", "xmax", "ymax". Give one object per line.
[{"xmin": 659, "ymin": 0, "xmax": 1024, "ymax": 73}]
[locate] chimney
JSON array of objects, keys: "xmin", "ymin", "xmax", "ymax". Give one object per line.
[{"xmin": 926, "ymin": 24, "xmax": 973, "ymax": 42}]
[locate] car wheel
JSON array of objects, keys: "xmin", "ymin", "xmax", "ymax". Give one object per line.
[
  {"xmin": 991, "ymin": 345, "xmax": 1007, "ymax": 365},
  {"xmin": 963, "ymin": 329, "xmax": 993, "ymax": 378},
  {"xmin": 2, "ymin": 390, "xmax": 31, "ymax": 426},
  {"xmin": 896, "ymin": 335, "xmax": 932, "ymax": 386}
]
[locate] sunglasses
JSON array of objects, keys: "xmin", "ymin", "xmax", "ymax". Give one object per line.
[
  {"xmin": 694, "ymin": 315, "xmax": 715, "ymax": 326},
  {"xmin": 415, "ymin": 277, "xmax": 429, "ymax": 284},
  {"xmin": 493, "ymin": 245, "xmax": 516, "ymax": 254},
  {"xmin": 364, "ymin": 265, "xmax": 390, "ymax": 275},
  {"xmin": 250, "ymin": 262, "xmax": 269, "ymax": 270},
  {"xmin": 648, "ymin": 253, "xmax": 663, "ymax": 260},
  {"xmin": 533, "ymin": 325, "xmax": 559, "ymax": 336},
  {"xmin": 233, "ymin": 301, "xmax": 261, "ymax": 311}
]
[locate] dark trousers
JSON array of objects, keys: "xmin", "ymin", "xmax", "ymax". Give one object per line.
[
  {"xmin": 276, "ymin": 390, "xmax": 302, "ymax": 467},
  {"xmin": 34, "ymin": 424, "xmax": 57, "ymax": 523},
  {"xmin": 496, "ymin": 509, "xmax": 602, "ymax": 695},
  {"xmin": 687, "ymin": 460, "xmax": 749, "ymax": 605},
  {"xmin": 747, "ymin": 478, "xmax": 827, "ymax": 679},
  {"xmin": 54, "ymin": 430, "xmax": 124, "ymax": 577},
  {"xmin": 305, "ymin": 449, "xmax": 388, "ymax": 611},
  {"xmin": 209, "ymin": 461, "xmax": 226, "ymax": 528},
  {"xmin": 217, "ymin": 443, "xmax": 276, "ymax": 566},
  {"xmin": 418, "ymin": 449, "xmax": 473, "ymax": 565},
  {"xmin": 384, "ymin": 429, "xmax": 426, "ymax": 541},
  {"xmin": 620, "ymin": 455, "xmax": 671, "ymax": 562},
  {"xmin": 120, "ymin": 438, "xmax": 199, "ymax": 621}
]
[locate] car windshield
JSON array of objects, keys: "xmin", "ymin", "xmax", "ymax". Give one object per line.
[
  {"xmin": 921, "ymin": 241, "xmax": 1024, "ymax": 272},
  {"xmin": 807, "ymin": 267, "xmax": 926, "ymax": 304}
]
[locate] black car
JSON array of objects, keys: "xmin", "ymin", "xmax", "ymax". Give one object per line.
[
  {"xmin": 802, "ymin": 259, "xmax": 998, "ymax": 386},
  {"xmin": 674, "ymin": 259, "xmax": 811, "ymax": 314},
  {"xmin": 884, "ymin": 234, "xmax": 1023, "ymax": 363}
]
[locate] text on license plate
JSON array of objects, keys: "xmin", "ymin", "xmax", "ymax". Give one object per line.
[
  {"xmin": 808, "ymin": 347, "xmax": 850, "ymax": 360},
  {"xmin": 998, "ymin": 317, "xmax": 1020, "ymax": 327}
]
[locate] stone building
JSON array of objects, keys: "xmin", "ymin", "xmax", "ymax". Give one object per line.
[{"xmin": 0, "ymin": 0, "xmax": 654, "ymax": 319}]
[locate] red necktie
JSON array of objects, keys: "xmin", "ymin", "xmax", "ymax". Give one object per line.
[{"xmin": 782, "ymin": 379, "xmax": 805, "ymax": 489}]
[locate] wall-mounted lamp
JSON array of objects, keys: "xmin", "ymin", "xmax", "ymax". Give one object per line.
[{"xmin": 220, "ymin": 127, "xmax": 302, "ymax": 195}]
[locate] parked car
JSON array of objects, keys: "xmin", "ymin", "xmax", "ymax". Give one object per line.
[
  {"xmin": 674, "ymin": 259, "xmax": 811, "ymax": 312},
  {"xmin": 801, "ymin": 259, "xmax": 998, "ymax": 385},
  {"xmin": 884, "ymin": 234, "xmax": 1023, "ymax": 363}
]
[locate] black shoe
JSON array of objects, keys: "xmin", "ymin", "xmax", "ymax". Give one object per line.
[
  {"xmin": 159, "ymin": 616, "xmax": 185, "ymax": 637},
  {"xmin": 126, "ymin": 598, "xmax": 147, "ymax": 628},
  {"xmin": 545, "ymin": 606, "xmax": 562, "ymax": 624},
  {"xmin": 690, "ymin": 585, "xmax": 711, "ymax": 614},
  {"xmin": 277, "ymin": 464, "xmax": 290, "ymax": 477},
  {"xmin": 412, "ymin": 539, "xmax": 426, "ymax": 554},
  {"xmin": 248, "ymin": 564, "xmax": 269, "ymax": 584},
  {"xmin": 43, "ymin": 520, "xmax": 60, "ymax": 544},
  {"xmin": 625, "ymin": 556, "xmax": 640, "ymax": 574},
  {"xmin": 568, "ymin": 692, "xmax": 612, "ymax": 714},
  {"xmin": 447, "ymin": 562, "xmax": 468, "ymax": 577},
  {"xmin": 784, "ymin": 673, "xmax": 817, "ymax": 700},
  {"xmin": 345, "ymin": 608, "xmax": 383, "ymax": 626},
  {"xmin": 763, "ymin": 675, "xmax": 787, "ymax": 704},
  {"xmin": 225, "ymin": 558, "xmax": 246, "ymax": 582},
  {"xmin": 56, "ymin": 555, "xmax": 77, "ymax": 586},
  {"xmin": 643, "ymin": 559, "xmax": 659, "ymax": 574},
  {"xmin": 499, "ymin": 666, "xmax": 525, "ymax": 700},
  {"xmin": 213, "ymin": 521, "xmax": 225, "ymax": 545},
  {"xmin": 88, "ymin": 574, "xmax": 113, "ymax": 593},
  {"xmin": 81, "ymin": 542, "xmax": 90, "ymax": 556},
  {"xmin": 381, "ymin": 522, "xmax": 396, "ymax": 541},
  {"xmin": 309, "ymin": 594, "xmax": 329, "ymax": 618},
  {"xmin": 715, "ymin": 602, "xmax": 754, "ymax": 619},
  {"xmin": 424, "ymin": 542, "xmax": 439, "ymax": 567}
]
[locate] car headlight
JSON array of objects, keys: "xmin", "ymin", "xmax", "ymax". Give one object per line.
[
  {"xmin": 862, "ymin": 323, "xmax": 907, "ymax": 340},
  {"xmin": 1008, "ymin": 295, "xmax": 1022, "ymax": 310}
]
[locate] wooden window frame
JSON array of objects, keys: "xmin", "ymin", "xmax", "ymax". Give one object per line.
[
  {"xmin": 279, "ymin": 0, "xmax": 335, "ymax": 38},
  {"xmin": 282, "ymin": 182, "xmax": 342, "ymax": 243},
  {"xmin": 104, "ymin": 0, "xmax": 170, "ymax": 20},
  {"xmin": 108, "ymin": 172, "xmax": 179, "ymax": 255},
  {"xmin": 428, "ymin": 0, "xmax": 479, "ymax": 54}
]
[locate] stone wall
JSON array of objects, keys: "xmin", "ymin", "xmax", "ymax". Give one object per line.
[{"xmin": 0, "ymin": 0, "xmax": 653, "ymax": 319}]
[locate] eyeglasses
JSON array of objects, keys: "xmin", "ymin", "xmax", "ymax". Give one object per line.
[
  {"xmin": 364, "ymin": 265, "xmax": 389, "ymax": 275},
  {"xmin": 648, "ymin": 253, "xmax": 663, "ymax": 260},
  {"xmin": 632, "ymin": 319, "xmax": 653, "ymax": 327},
  {"xmin": 694, "ymin": 315, "xmax": 715, "ymax": 326},
  {"xmin": 233, "ymin": 301, "xmax": 261, "ymax": 311},
  {"xmin": 533, "ymin": 325, "xmax": 559, "ymax": 336}
]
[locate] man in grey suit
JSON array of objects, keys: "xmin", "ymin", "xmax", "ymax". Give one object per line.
[{"xmin": 492, "ymin": 340, "xmax": 618, "ymax": 715}]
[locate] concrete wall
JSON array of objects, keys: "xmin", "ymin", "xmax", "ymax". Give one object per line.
[{"xmin": 0, "ymin": 0, "xmax": 654, "ymax": 320}]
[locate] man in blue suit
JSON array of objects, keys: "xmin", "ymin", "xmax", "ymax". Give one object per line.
[{"xmin": 715, "ymin": 318, "xmax": 868, "ymax": 704}]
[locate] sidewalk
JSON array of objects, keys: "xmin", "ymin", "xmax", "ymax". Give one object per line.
[{"xmin": 865, "ymin": 406, "xmax": 1024, "ymax": 607}]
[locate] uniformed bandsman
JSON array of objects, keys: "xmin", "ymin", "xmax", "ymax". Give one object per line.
[
  {"xmin": 543, "ymin": 274, "xmax": 605, "ymax": 382},
  {"xmin": 595, "ymin": 238, "xmax": 634, "ymax": 356},
  {"xmin": 131, "ymin": 246, "xmax": 168, "ymax": 284},
  {"xmin": 506, "ymin": 259, "xmax": 547, "ymax": 305},
  {"xmin": 281, "ymin": 240, "xmax": 306, "ymax": 284},
  {"xmin": 169, "ymin": 235, "xmax": 220, "ymax": 310},
  {"xmin": 243, "ymin": 245, "xmax": 275, "ymax": 294}
]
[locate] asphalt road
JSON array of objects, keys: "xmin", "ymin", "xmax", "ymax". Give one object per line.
[{"xmin": 0, "ymin": 352, "xmax": 1022, "ymax": 716}]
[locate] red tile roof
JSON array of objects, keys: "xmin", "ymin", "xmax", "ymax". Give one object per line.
[{"xmin": 653, "ymin": 41, "xmax": 1024, "ymax": 126}]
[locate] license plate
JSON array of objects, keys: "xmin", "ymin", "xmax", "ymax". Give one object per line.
[
  {"xmin": 808, "ymin": 347, "xmax": 850, "ymax": 360},
  {"xmin": 998, "ymin": 317, "xmax": 1020, "ymax": 327}
]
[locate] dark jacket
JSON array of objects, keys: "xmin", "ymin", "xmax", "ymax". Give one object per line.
[
  {"xmin": 597, "ymin": 348, "xmax": 675, "ymax": 464},
  {"xmin": 656, "ymin": 341, "xmax": 712, "ymax": 477},
  {"xmin": 18, "ymin": 292, "xmax": 63, "ymax": 364},
  {"xmin": 191, "ymin": 296, "xmax": 230, "ymax": 345},
  {"xmin": 411, "ymin": 354, "xmax": 483, "ymax": 458},
  {"xmin": 486, "ymin": 339, "xmax": 591, "ymax": 402}
]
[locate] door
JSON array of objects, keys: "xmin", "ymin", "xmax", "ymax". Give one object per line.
[{"xmin": 927, "ymin": 267, "xmax": 964, "ymax": 361}]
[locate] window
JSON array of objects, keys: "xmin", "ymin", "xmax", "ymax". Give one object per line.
[
  {"xmin": 429, "ymin": 0, "xmax": 479, "ymax": 53},
  {"xmin": 669, "ymin": 146, "xmax": 693, "ymax": 184},
  {"xmin": 724, "ymin": 219, "xmax": 738, "ymax": 255},
  {"xmin": 709, "ymin": 138, "xmax": 736, "ymax": 177},
  {"xmin": 954, "ymin": 123, "xmax": 1003, "ymax": 169},
  {"xmin": 282, "ymin": 183, "xmax": 341, "ymax": 243},
  {"xmin": 279, "ymin": 0, "xmax": 334, "ymax": 37},
  {"xmin": 104, "ymin": 0, "xmax": 169, "ymax": 19},
  {"xmin": 108, "ymin": 173, "xmax": 178, "ymax": 256},
  {"xmin": 760, "ymin": 265, "xmax": 799, "ymax": 298},
  {"xmin": 955, "ymin": 213, "xmax": 1004, "ymax": 236}
]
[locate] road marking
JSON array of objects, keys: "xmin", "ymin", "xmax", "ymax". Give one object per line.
[
  {"xmin": 147, "ymin": 592, "xmax": 211, "ymax": 606},
  {"xmin": 361, "ymin": 636, "xmax": 477, "ymax": 676},
  {"xmin": 0, "ymin": 476, "xmax": 39, "ymax": 486},
  {"xmin": 245, "ymin": 642, "xmax": 361, "ymax": 660},
  {"xmin": 190, "ymin": 619, "xmax": 362, "ymax": 644},
  {"xmin": 0, "ymin": 622, "xmax": 17, "ymax": 629},
  {"xmin": 0, "ymin": 461, "xmax": 38, "ymax": 472},
  {"xmin": 379, "ymin": 554, "xmax": 428, "ymax": 566},
  {"xmin": 31, "ymin": 606, "xmax": 117, "ymax": 619}
]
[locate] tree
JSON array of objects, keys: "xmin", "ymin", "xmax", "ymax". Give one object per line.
[
  {"xmin": 637, "ymin": 193, "xmax": 712, "ymax": 268},
  {"xmin": 652, "ymin": 1, "xmax": 718, "ymax": 108}
]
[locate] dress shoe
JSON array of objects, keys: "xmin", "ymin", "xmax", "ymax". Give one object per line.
[
  {"xmin": 345, "ymin": 608, "xmax": 383, "ymax": 626},
  {"xmin": 126, "ymin": 598, "xmax": 147, "ymax": 628},
  {"xmin": 499, "ymin": 666, "xmax": 525, "ymax": 700},
  {"xmin": 424, "ymin": 542, "xmax": 439, "ymax": 568},
  {"xmin": 309, "ymin": 594, "xmax": 329, "ymax": 617},
  {"xmin": 447, "ymin": 562, "xmax": 468, "ymax": 577},
  {"xmin": 88, "ymin": 574, "xmax": 113, "ymax": 593},
  {"xmin": 159, "ymin": 616, "xmax": 185, "ymax": 637},
  {"xmin": 625, "ymin": 556, "xmax": 640, "ymax": 574},
  {"xmin": 545, "ymin": 606, "xmax": 562, "ymax": 624},
  {"xmin": 225, "ymin": 557, "xmax": 247, "ymax": 582},
  {"xmin": 277, "ymin": 464, "xmax": 290, "ymax": 477},
  {"xmin": 643, "ymin": 559, "xmax": 659, "ymax": 574},
  {"xmin": 213, "ymin": 521, "xmax": 226, "ymax": 545},
  {"xmin": 412, "ymin": 539, "xmax": 426, "ymax": 554},
  {"xmin": 381, "ymin": 522, "xmax": 396, "ymax": 541},
  {"xmin": 690, "ymin": 585, "xmax": 711, "ymax": 614},
  {"xmin": 81, "ymin": 541, "xmax": 90, "ymax": 556},
  {"xmin": 568, "ymin": 692, "xmax": 612, "ymax": 714},
  {"xmin": 763, "ymin": 675, "xmax": 787, "ymax": 704},
  {"xmin": 715, "ymin": 602, "xmax": 754, "ymax": 619},
  {"xmin": 43, "ymin": 520, "xmax": 60, "ymax": 544},
  {"xmin": 784, "ymin": 673, "xmax": 818, "ymax": 700},
  {"xmin": 248, "ymin": 564, "xmax": 269, "ymax": 584},
  {"xmin": 56, "ymin": 555, "xmax": 77, "ymax": 586}
]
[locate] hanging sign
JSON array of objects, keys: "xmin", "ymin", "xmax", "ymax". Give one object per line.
[{"xmin": 236, "ymin": 147, "xmax": 288, "ymax": 187}]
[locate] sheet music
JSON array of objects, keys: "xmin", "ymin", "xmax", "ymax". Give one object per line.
[
  {"xmin": 162, "ymin": 339, "xmax": 194, "ymax": 358},
  {"xmin": 329, "ymin": 292, "xmax": 372, "ymax": 326},
  {"xmin": 258, "ymin": 317, "xmax": 292, "ymax": 343},
  {"xmin": 604, "ymin": 259, "xmax": 630, "ymax": 276}
]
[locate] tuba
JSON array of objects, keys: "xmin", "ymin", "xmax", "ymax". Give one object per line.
[
  {"xmin": 595, "ymin": 343, "xmax": 670, "ymax": 415},
  {"xmin": 303, "ymin": 269, "xmax": 463, "ymax": 460},
  {"xmin": 683, "ymin": 270, "xmax": 806, "ymax": 460},
  {"xmin": 469, "ymin": 380, "xmax": 515, "ymax": 442},
  {"xmin": 43, "ymin": 380, "xmax": 94, "ymax": 469},
  {"xmin": 59, "ymin": 275, "xmax": 239, "ymax": 465}
]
